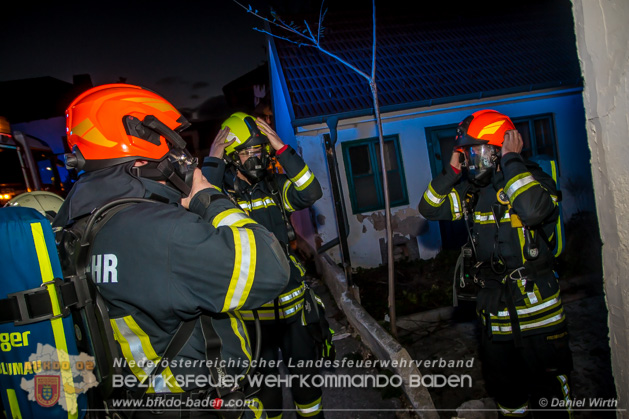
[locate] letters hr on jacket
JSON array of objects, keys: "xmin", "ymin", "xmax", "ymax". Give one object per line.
[{"xmin": 86, "ymin": 254, "xmax": 118, "ymax": 283}]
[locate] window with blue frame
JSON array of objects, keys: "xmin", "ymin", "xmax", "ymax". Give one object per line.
[
  {"xmin": 512, "ymin": 114, "xmax": 558, "ymax": 161},
  {"xmin": 341, "ymin": 135, "xmax": 408, "ymax": 214}
]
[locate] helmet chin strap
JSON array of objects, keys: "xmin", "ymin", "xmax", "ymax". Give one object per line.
[{"xmin": 132, "ymin": 159, "xmax": 192, "ymax": 196}]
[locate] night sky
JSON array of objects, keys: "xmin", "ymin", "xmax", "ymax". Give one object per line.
[{"xmin": 0, "ymin": 1, "xmax": 270, "ymax": 110}]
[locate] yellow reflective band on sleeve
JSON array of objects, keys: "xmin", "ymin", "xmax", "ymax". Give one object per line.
[
  {"xmin": 423, "ymin": 183, "xmax": 446, "ymax": 207},
  {"xmin": 212, "ymin": 208, "xmax": 257, "ymax": 228},
  {"xmin": 31, "ymin": 222, "xmax": 78, "ymax": 419},
  {"xmin": 505, "ymin": 172, "xmax": 540, "ymax": 202},
  {"xmin": 449, "ymin": 190, "xmax": 463, "ymax": 220},
  {"xmin": 289, "ymin": 255, "xmax": 306, "ymax": 277},
  {"xmin": 282, "ymin": 180, "xmax": 296, "ymax": 212},
  {"xmin": 291, "ymin": 166, "xmax": 315, "ymax": 191},
  {"xmin": 295, "ymin": 397, "xmax": 322, "ymax": 417},
  {"xmin": 7, "ymin": 388, "xmax": 23, "ymax": 419},
  {"xmin": 110, "ymin": 316, "xmax": 183, "ymax": 394},
  {"xmin": 222, "ymin": 228, "xmax": 257, "ymax": 311},
  {"xmin": 228, "ymin": 312, "xmax": 251, "ymax": 368},
  {"xmin": 518, "ymin": 227, "xmax": 527, "ymax": 263}
]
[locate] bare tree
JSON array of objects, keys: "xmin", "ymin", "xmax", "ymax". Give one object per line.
[{"xmin": 233, "ymin": 0, "xmax": 398, "ymax": 337}]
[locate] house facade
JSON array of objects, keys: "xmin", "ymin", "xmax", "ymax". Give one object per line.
[{"xmin": 265, "ymin": 1, "xmax": 594, "ymax": 268}]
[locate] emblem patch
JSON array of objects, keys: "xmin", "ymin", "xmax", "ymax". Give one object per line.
[{"xmin": 35, "ymin": 375, "xmax": 60, "ymax": 407}]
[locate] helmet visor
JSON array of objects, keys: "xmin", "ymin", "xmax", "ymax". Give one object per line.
[
  {"xmin": 462, "ymin": 145, "xmax": 497, "ymax": 179},
  {"xmin": 168, "ymin": 148, "xmax": 198, "ymax": 176},
  {"xmin": 238, "ymin": 145, "xmax": 264, "ymax": 160}
]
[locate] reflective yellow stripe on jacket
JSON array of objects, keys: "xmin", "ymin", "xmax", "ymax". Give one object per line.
[
  {"xmin": 110, "ymin": 316, "xmax": 184, "ymax": 394},
  {"xmin": 504, "ymin": 172, "xmax": 540, "ymax": 203},
  {"xmin": 212, "ymin": 208, "xmax": 258, "ymax": 311}
]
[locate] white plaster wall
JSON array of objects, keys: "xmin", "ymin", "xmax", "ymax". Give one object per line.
[
  {"xmin": 297, "ymin": 89, "xmax": 591, "ymax": 268},
  {"xmin": 572, "ymin": 0, "xmax": 629, "ymax": 413}
]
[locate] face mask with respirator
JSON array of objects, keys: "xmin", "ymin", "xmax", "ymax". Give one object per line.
[{"xmin": 128, "ymin": 115, "xmax": 198, "ymax": 196}]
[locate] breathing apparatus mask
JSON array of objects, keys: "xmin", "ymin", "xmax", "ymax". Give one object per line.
[
  {"xmin": 460, "ymin": 144, "xmax": 499, "ymax": 185},
  {"xmin": 235, "ymin": 144, "xmax": 270, "ymax": 183},
  {"xmin": 129, "ymin": 115, "xmax": 198, "ymax": 196}
]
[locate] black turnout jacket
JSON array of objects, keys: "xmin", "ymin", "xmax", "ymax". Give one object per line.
[
  {"xmin": 53, "ymin": 163, "xmax": 290, "ymax": 392},
  {"xmin": 419, "ymin": 152, "xmax": 566, "ymax": 341},
  {"xmin": 203, "ymin": 145, "xmax": 323, "ymax": 323}
]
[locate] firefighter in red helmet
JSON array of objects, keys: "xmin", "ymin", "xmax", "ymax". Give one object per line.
[
  {"xmin": 419, "ymin": 110, "xmax": 573, "ymax": 418},
  {"xmin": 54, "ymin": 84, "xmax": 290, "ymax": 418}
]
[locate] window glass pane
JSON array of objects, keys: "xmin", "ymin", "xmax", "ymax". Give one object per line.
[
  {"xmin": 515, "ymin": 121, "xmax": 532, "ymax": 158},
  {"xmin": 349, "ymin": 145, "xmax": 371, "ymax": 175},
  {"xmin": 354, "ymin": 175, "xmax": 379, "ymax": 209},
  {"xmin": 534, "ymin": 118, "xmax": 554, "ymax": 157},
  {"xmin": 375, "ymin": 141, "xmax": 398, "ymax": 172},
  {"xmin": 343, "ymin": 135, "xmax": 408, "ymax": 213},
  {"xmin": 387, "ymin": 170, "xmax": 404, "ymax": 203}
]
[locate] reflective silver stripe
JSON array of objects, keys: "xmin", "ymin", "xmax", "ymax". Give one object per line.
[
  {"xmin": 278, "ymin": 284, "xmax": 305, "ymax": 304},
  {"xmin": 239, "ymin": 202, "xmax": 251, "ymax": 211},
  {"xmin": 224, "ymin": 228, "xmax": 254, "ymax": 310},
  {"xmin": 505, "ymin": 174, "xmax": 536, "ymax": 199},
  {"xmin": 491, "ymin": 313, "xmax": 564, "ymax": 333},
  {"xmin": 424, "ymin": 188, "xmax": 444, "ymax": 206},
  {"xmin": 113, "ymin": 319, "xmax": 169, "ymax": 393},
  {"xmin": 293, "ymin": 168, "xmax": 313, "ymax": 189},
  {"xmin": 250, "ymin": 198, "xmax": 275, "ymax": 209},
  {"xmin": 450, "ymin": 191, "xmax": 460, "ymax": 213},
  {"xmin": 494, "ymin": 297, "xmax": 560, "ymax": 317},
  {"xmin": 283, "ymin": 302, "xmax": 303, "ymax": 316},
  {"xmin": 450, "ymin": 191, "xmax": 462, "ymax": 219},
  {"xmin": 474, "ymin": 212, "xmax": 509, "ymax": 223},
  {"xmin": 215, "ymin": 211, "xmax": 250, "ymax": 228},
  {"xmin": 474, "ymin": 213, "xmax": 493, "ymax": 222}
]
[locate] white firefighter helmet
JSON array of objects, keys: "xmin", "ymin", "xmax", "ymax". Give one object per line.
[{"xmin": 6, "ymin": 191, "xmax": 64, "ymax": 221}]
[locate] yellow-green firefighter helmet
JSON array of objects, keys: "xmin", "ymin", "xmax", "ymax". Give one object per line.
[{"xmin": 221, "ymin": 112, "xmax": 269, "ymax": 157}]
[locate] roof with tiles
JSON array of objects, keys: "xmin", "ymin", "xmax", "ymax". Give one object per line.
[{"xmin": 270, "ymin": 0, "xmax": 582, "ymax": 124}]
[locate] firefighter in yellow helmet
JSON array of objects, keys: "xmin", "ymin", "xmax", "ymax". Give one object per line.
[
  {"xmin": 419, "ymin": 110, "xmax": 573, "ymax": 418},
  {"xmin": 204, "ymin": 112, "xmax": 329, "ymax": 419}
]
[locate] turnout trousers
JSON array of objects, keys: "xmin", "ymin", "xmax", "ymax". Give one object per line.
[
  {"xmin": 247, "ymin": 319, "xmax": 323, "ymax": 419},
  {"xmin": 481, "ymin": 328, "xmax": 574, "ymax": 418}
]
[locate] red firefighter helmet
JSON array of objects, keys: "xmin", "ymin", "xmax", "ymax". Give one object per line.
[
  {"xmin": 65, "ymin": 83, "xmax": 190, "ymax": 171},
  {"xmin": 455, "ymin": 109, "xmax": 515, "ymax": 149}
]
